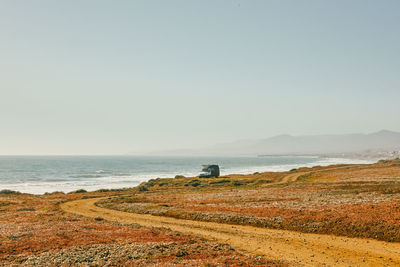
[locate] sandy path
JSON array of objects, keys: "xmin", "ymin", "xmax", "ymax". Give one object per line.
[{"xmin": 61, "ymin": 197, "xmax": 400, "ymax": 266}]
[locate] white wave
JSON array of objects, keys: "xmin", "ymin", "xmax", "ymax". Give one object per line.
[{"xmin": 0, "ymin": 157, "xmax": 375, "ymax": 195}]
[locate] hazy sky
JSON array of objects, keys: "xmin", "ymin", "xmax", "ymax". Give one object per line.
[{"xmin": 1, "ymin": 1, "xmax": 400, "ymax": 155}]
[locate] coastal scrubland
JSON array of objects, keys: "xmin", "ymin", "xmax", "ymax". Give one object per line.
[
  {"xmin": 98, "ymin": 159, "xmax": 400, "ymax": 242},
  {"xmin": 1, "ymin": 159, "xmax": 400, "ymax": 266},
  {"xmin": 0, "ymin": 190, "xmax": 277, "ymax": 266}
]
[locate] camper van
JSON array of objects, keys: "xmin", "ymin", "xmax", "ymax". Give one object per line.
[{"xmin": 199, "ymin": 165, "xmax": 220, "ymax": 178}]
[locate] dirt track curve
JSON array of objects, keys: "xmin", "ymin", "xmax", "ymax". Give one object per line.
[{"xmin": 61, "ymin": 197, "xmax": 400, "ymax": 266}]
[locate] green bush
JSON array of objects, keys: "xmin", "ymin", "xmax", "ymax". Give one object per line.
[
  {"xmin": 68, "ymin": 189, "xmax": 87, "ymax": 194},
  {"xmin": 0, "ymin": 201, "xmax": 13, "ymax": 207},
  {"xmin": 138, "ymin": 185, "xmax": 149, "ymax": 192},
  {"xmin": 95, "ymin": 188, "xmax": 123, "ymax": 192},
  {"xmin": 255, "ymin": 179, "xmax": 272, "ymax": 184},
  {"xmin": 190, "ymin": 181, "xmax": 201, "ymax": 187},
  {"xmin": 185, "ymin": 179, "xmax": 201, "ymax": 187},
  {"xmin": 209, "ymin": 179, "xmax": 231, "ymax": 184},
  {"xmin": 0, "ymin": 189, "xmax": 21, "ymax": 195}
]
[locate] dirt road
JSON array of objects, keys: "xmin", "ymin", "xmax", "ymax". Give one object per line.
[{"xmin": 61, "ymin": 197, "xmax": 400, "ymax": 266}]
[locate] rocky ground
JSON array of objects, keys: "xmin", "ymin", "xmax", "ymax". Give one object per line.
[{"xmin": 17, "ymin": 242, "xmax": 271, "ymax": 266}]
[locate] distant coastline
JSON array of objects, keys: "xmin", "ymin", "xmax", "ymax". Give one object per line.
[{"xmin": 258, "ymin": 151, "xmax": 399, "ymax": 161}]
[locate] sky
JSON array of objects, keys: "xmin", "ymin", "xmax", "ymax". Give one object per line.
[{"xmin": 1, "ymin": 0, "xmax": 400, "ymax": 155}]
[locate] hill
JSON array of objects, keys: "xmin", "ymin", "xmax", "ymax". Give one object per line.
[
  {"xmin": 142, "ymin": 130, "xmax": 400, "ymax": 156},
  {"xmin": 207, "ymin": 130, "xmax": 400, "ymax": 156}
]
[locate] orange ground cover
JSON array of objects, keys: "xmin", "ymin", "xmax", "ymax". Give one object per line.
[
  {"xmin": 100, "ymin": 161, "xmax": 400, "ymax": 242},
  {"xmin": 0, "ymin": 192, "xmax": 279, "ymax": 266}
]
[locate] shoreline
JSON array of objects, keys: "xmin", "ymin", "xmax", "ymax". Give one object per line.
[{"xmin": 0, "ymin": 156, "xmax": 376, "ymax": 195}]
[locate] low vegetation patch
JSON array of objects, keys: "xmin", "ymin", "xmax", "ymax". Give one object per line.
[
  {"xmin": 0, "ymin": 189, "xmax": 21, "ymax": 195},
  {"xmin": 185, "ymin": 179, "xmax": 202, "ymax": 187},
  {"xmin": 209, "ymin": 179, "xmax": 231, "ymax": 184},
  {"xmin": 68, "ymin": 189, "xmax": 87, "ymax": 194},
  {"xmin": 138, "ymin": 185, "xmax": 149, "ymax": 192}
]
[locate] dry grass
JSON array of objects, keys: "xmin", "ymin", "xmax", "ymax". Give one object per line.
[{"xmin": 100, "ymin": 160, "xmax": 400, "ymax": 242}]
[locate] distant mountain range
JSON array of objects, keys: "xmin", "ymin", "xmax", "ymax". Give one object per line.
[{"xmin": 138, "ymin": 130, "xmax": 400, "ymax": 157}]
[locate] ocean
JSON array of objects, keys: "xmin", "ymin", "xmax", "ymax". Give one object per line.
[{"xmin": 0, "ymin": 155, "xmax": 372, "ymax": 194}]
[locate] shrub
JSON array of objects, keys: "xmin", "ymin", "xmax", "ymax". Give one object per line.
[
  {"xmin": 255, "ymin": 179, "xmax": 272, "ymax": 184},
  {"xmin": 68, "ymin": 189, "xmax": 87, "ymax": 194},
  {"xmin": 144, "ymin": 182, "xmax": 156, "ymax": 188},
  {"xmin": 190, "ymin": 181, "xmax": 201, "ymax": 187},
  {"xmin": 44, "ymin": 191, "xmax": 65, "ymax": 195},
  {"xmin": 138, "ymin": 185, "xmax": 149, "ymax": 192},
  {"xmin": 184, "ymin": 179, "xmax": 201, "ymax": 187},
  {"xmin": 175, "ymin": 175, "xmax": 185, "ymax": 179},
  {"xmin": 17, "ymin": 208, "xmax": 35, "ymax": 212},
  {"xmin": 0, "ymin": 201, "xmax": 13, "ymax": 207},
  {"xmin": 96, "ymin": 189, "xmax": 112, "ymax": 192},
  {"xmin": 0, "ymin": 189, "xmax": 21, "ymax": 195},
  {"xmin": 297, "ymin": 174, "xmax": 312, "ymax": 181},
  {"xmin": 209, "ymin": 179, "xmax": 231, "ymax": 185},
  {"xmin": 233, "ymin": 181, "xmax": 243, "ymax": 186}
]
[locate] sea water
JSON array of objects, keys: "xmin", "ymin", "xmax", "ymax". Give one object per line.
[{"xmin": 0, "ymin": 156, "xmax": 372, "ymax": 194}]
